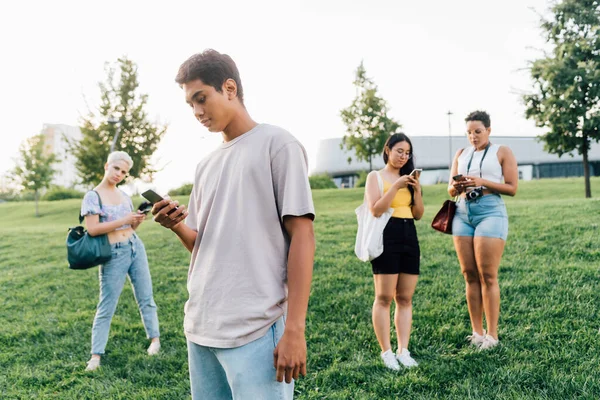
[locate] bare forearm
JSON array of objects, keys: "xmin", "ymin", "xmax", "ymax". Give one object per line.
[
  {"xmin": 171, "ymin": 223, "xmax": 197, "ymax": 253},
  {"xmin": 88, "ymin": 219, "xmax": 127, "ymax": 236},
  {"xmin": 371, "ymin": 188, "xmax": 399, "ymax": 217},
  {"xmin": 286, "ymin": 231, "xmax": 315, "ymax": 332},
  {"xmin": 411, "ymin": 191, "xmax": 424, "ymax": 220},
  {"xmin": 484, "ymin": 180, "xmax": 518, "ymax": 196}
]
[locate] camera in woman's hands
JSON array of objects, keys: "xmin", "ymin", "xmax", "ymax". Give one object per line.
[{"xmin": 466, "ymin": 187, "xmax": 484, "ymax": 201}]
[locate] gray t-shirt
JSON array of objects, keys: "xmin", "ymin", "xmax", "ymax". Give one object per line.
[{"xmin": 184, "ymin": 123, "xmax": 315, "ymax": 348}]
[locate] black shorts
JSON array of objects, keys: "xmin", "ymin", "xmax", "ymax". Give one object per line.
[{"xmin": 370, "ymin": 217, "xmax": 420, "ymax": 275}]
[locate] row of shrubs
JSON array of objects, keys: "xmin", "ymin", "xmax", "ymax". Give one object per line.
[
  {"xmin": 0, "ymin": 173, "xmax": 369, "ymax": 202},
  {"xmin": 308, "ymin": 172, "xmax": 368, "ymax": 189},
  {"xmin": 162, "ymin": 174, "xmax": 367, "ymax": 194},
  {"xmin": 0, "ymin": 182, "xmax": 198, "ymax": 203},
  {"xmin": 0, "ymin": 186, "xmax": 86, "ymax": 202}
]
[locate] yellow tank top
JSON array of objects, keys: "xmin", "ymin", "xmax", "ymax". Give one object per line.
[{"xmin": 381, "ymin": 174, "xmax": 413, "ymax": 218}]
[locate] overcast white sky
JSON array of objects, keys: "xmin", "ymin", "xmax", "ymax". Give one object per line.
[{"xmin": 0, "ymin": 0, "xmax": 551, "ymax": 193}]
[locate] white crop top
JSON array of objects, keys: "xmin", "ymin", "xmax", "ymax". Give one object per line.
[{"xmin": 457, "ymin": 144, "xmax": 503, "ymax": 185}]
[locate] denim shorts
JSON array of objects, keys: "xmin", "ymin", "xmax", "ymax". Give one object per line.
[{"xmin": 452, "ymin": 194, "xmax": 508, "ymax": 240}]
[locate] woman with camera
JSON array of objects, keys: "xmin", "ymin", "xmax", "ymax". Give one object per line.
[
  {"xmin": 448, "ymin": 111, "xmax": 518, "ymax": 350},
  {"xmin": 365, "ymin": 133, "xmax": 424, "ymax": 370},
  {"xmin": 81, "ymin": 151, "xmax": 161, "ymax": 371}
]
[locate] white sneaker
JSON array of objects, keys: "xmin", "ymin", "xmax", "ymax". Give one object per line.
[
  {"xmin": 147, "ymin": 341, "xmax": 161, "ymax": 356},
  {"xmin": 380, "ymin": 350, "xmax": 401, "ymax": 371},
  {"xmin": 478, "ymin": 335, "xmax": 499, "ymax": 350},
  {"xmin": 85, "ymin": 357, "xmax": 100, "ymax": 371},
  {"xmin": 396, "ymin": 348, "xmax": 418, "ymax": 368},
  {"xmin": 467, "ymin": 331, "xmax": 486, "ymax": 347}
]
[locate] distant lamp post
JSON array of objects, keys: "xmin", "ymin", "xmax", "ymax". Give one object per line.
[
  {"xmin": 107, "ymin": 116, "xmax": 121, "ymax": 153},
  {"xmin": 447, "ymin": 111, "xmax": 453, "ymax": 171}
]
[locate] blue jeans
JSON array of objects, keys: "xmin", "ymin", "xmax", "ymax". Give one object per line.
[
  {"xmin": 188, "ymin": 316, "xmax": 293, "ymax": 400},
  {"xmin": 91, "ymin": 233, "xmax": 159, "ymax": 355},
  {"xmin": 452, "ymin": 194, "xmax": 509, "ymax": 240}
]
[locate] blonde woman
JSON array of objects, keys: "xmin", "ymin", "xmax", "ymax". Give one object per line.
[{"xmin": 81, "ymin": 151, "xmax": 160, "ymax": 371}]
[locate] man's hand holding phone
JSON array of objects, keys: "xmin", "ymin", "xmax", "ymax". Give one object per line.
[
  {"xmin": 152, "ymin": 199, "xmax": 188, "ymax": 229},
  {"xmin": 142, "ymin": 190, "xmax": 188, "ymax": 230}
]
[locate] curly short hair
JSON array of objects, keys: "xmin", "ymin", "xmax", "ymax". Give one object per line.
[
  {"xmin": 175, "ymin": 49, "xmax": 244, "ymax": 104},
  {"xmin": 465, "ymin": 110, "xmax": 491, "ymax": 128}
]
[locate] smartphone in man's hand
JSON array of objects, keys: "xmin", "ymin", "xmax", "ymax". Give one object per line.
[{"xmin": 141, "ymin": 190, "xmax": 178, "ymax": 215}]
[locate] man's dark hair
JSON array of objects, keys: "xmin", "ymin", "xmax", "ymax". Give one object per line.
[
  {"xmin": 465, "ymin": 110, "xmax": 491, "ymax": 128},
  {"xmin": 175, "ymin": 49, "xmax": 244, "ymax": 104}
]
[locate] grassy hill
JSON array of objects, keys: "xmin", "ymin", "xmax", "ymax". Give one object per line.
[{"xmin": 0, "ymin": 178, "xmax": 599, "ymax": 399}]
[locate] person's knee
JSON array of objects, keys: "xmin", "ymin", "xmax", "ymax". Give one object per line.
[
  {"xmin": 136, "ymin": 295, "xmax": 156, "ymax": 309},
  {"xmin": 394, "ymin": 294, "xmax": 412, "ymax": 308},
  {"xmin": 462, "ymin": 268, "xmax": 479, "ymax": 284},
  {"xmin": 374, "ymin": 294, "xmax": 394, "ymax": 307},
  {"xmin": 479, "ymin": 270, "xmax": 498, "ymax": 287}
]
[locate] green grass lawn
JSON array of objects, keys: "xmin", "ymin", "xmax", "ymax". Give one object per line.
[{"xmin": 1, "ymin": 178, "xmax": 599, "ymax": 399}]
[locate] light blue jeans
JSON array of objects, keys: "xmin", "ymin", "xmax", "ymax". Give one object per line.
[
  {"xmin": 187, "ymin": 316, "xmax": 294, "ymax": 400},
  {"xmin": 91, "ymin": 233, "xmax": 159, "ymax": 355}
]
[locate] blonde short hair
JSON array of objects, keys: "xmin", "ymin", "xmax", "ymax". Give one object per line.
[{"xmin": 107, "ymin": 151, "xmax": 134, "ymax": 170}]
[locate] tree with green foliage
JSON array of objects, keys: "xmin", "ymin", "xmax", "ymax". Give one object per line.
[
  {"xmin": 69, "ymin": 57, "xmax": 167, "ymax": 186},
  {"xmin": 355, "ymin": 170, "xmax": 369, "ymax": 188},
  {"xmin": 309, "ymin": 173, "xmax": 337, "ymax": 189},
  {"xmin": 11, "ymin": 134, "xmax": 58, "ymax": 217},
  {"xmin": 340, "ymin": 61, "xmax": 402, "ymax": 171},
  {"xmin": 168, "ymin": 182, "xmax": 193, "ymax": 197},
  {"xmin": 523, "ymin": 0, "xmax": 600, "ymax": 198}
]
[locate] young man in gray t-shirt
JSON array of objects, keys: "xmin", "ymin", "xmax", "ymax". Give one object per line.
[{"xmin": 152, "ymin": 49, "xmax": 315, "ymax": 400}]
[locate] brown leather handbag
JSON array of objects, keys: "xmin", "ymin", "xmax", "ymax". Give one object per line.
[{"xmin": 431, "ymin": 199, "xmax": 457, "ymax": 234}]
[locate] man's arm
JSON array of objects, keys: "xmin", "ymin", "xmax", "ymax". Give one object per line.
[
  {"xmin": 151, "ymin": 198, "xmax": 197, "ymax": 252},
  {"xmin": 273, "ymin": 215, "xmax": 315, "ymax": 384}
]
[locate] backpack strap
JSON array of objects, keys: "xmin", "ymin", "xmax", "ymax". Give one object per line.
[{"xmin": 79, "ymin": 190, "xmax": 103, "ymax": 224}]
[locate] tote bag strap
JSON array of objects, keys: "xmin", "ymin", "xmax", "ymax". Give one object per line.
[{"xmin": 375, "ymin": 171, "xmax": 384, "ymax": 197}]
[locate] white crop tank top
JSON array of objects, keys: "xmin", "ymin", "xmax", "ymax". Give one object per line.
[{"xmin": 457, "ymin": 144, "xmax": 503, "ymax": 185}]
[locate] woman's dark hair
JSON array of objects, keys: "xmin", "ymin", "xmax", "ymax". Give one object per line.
[
  {"xmin": 175, "ymin": 49, "xmax": 244, "ymax": 104},
  {"xmin": 382, "ymin": 133, "xmax": 416, "ymax": 205},
  {"xmin": 465, "ymin": 110, "xmax": 491, "ymax": 128}
]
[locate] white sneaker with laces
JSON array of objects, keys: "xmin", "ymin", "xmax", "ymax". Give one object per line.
[
  {"xmin": 380, "ymin": 350, "xmax": 401, "ymax": 371},
  {"xmin": 478, "ymin": 335, "xmax": 499, "ymax": 350},
  {"xmin": 85, "ymin": 357, "xmax": 100, "ymax": 371},
  {"xmin": 147, "ymin": 341, "xmax": 161, "ymax": 356},
  {"xmin": 396, "ymin": 348, "xmax": 418, "ymax": 368},
  {"xmin": 467, "ymin": 331, "xmax": 486, "ymax": 347}
]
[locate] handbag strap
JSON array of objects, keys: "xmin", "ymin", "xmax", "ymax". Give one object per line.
[{"xmin": 79, "ymin": 190, "xmax": 103, "ymax": 224}]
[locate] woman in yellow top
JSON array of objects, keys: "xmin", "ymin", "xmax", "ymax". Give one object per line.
[{"xmin": 364, "ymin": 133, "xmax": 424, "ymax": 371}]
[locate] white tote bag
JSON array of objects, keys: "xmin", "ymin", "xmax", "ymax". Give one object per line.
[{"xmin": 354, "ymin": 172, "xmax": 394, "ymax": 262}]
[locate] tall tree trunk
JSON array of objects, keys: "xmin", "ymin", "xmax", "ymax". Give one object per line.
[
  {"xmin": 369, "ymin": 155, "xmax": 372, "ymax": 172},
  {"xmin": 35, "ymin": 189, "xmax": 39, "ymax": 217},
  {"xmin": 583, "ymin": 147, "xmax": 591, "ymax": 198}
]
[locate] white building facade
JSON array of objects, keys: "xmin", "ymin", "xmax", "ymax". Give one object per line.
[
  {"xmin": 314, "ymin": 136, "xmax": 600, "ymax": 188},
  {"xmin": 41, "ymin": 124, "xmax": 82, "ymax": 188}
]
